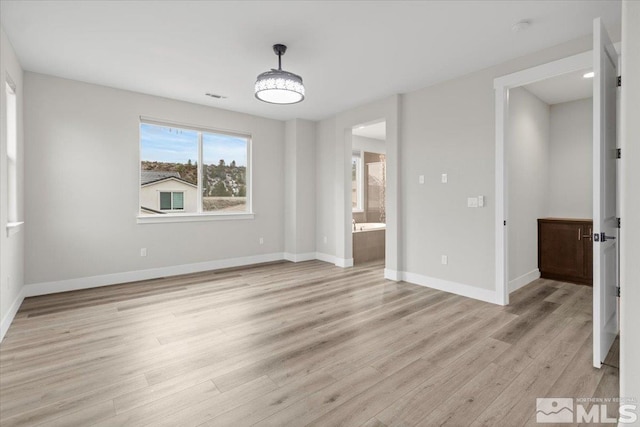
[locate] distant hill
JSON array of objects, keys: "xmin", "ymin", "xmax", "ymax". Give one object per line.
[{"xmin": 141, "ymin": 160, "xmax": 246, "ymax": 197}]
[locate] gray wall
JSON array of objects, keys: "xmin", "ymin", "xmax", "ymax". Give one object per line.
[
  {"xmin": 352, "ymin": 135, "xmax": 385, "ymax": 155},
  {"xmin": 399, "ymin": 36, "xmax": 592, "ymax": 292},
  {"xmin": 548, "ymin": 98, "xmax": 593, "ymax": 218},
  {"xmin": 507, "ymin": 87, "xmax": 550, "ymax": 283},
  {"xmin": 24, "ymin": 72, "xmax": 285, "ymax": 286},
  {"xmin": 620, "ymin": 0, "xmax": 640, "ymax": 421},
  {"xmin": 284, "ymin": 119, "xmax": 316, "ymax": 258},
  {"xmin": 0, "ymin": 28, "xmax": 24, "ymax": 338}
]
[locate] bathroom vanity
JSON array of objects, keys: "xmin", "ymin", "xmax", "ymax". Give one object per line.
[{"xmin": 538, "ymin": 218, "xmax": 593, "ymax": 286}]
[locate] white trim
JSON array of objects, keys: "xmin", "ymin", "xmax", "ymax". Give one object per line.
[
  {"xmin": 0, "ymin": 288, "xmax": 25, "ymax": 342},
  {"xmin": 335, "ymin": 257, "xmax": 354, "ymax": 268},
  {"xmin": 23, "ymin": 253, "xmax": 284, "ymax": 297},
  {"xmin": 6, "ymin": 221, "xmax": 24, "ymax": 237},
  {"xmin": 384, "ymin": 268, "xmax": 401, "ymax": 281},
  {"xmin": 137, "ymin": 213, "xmax": 254, "ymax": 224},
  {"xmin": 494, "ymin": 50, "xmax": 593, "ymax": 306},
  {"xmin": 283, "ymin": 252, "xmax": 316, "ymax": 263},
  {"xmin": 508, "ymin": 269, "xmax": 541, "ymax": 293},
  {"xmin": 401, "ymin": 271, "xmax": 500, "ymax": 305},
  {"xmin": 314, "ymin": 252, "xmax": 338, "ymax": 265}
]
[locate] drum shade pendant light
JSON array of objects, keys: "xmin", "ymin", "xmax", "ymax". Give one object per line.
[{"xmin": 255, "ymin": 44, "xmax": 305, "ymax": 104}]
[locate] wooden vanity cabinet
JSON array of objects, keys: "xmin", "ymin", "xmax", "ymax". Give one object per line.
[{"xmin": 538, "ymin": 218, "xmax": 593, "ymax": 286}]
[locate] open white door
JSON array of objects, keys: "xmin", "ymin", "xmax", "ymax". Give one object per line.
[{"xmin": 592, "ymin": 17, "xmax": 619, "ymax": 369}]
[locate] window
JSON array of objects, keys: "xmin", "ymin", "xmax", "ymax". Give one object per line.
[
  {"xmin": 352, "ymin": 150, "xmax": 363, "ymax": 212},
  {"xmin": 5, "ymin": 79, "xmax": 17, "ymax": 223},
  {"xmin": 159, "ymin": 191, "xmax": 184, "ymax": 210},
  {"xmin": 139, "ymin": 120, "xmax": 251, "ymax": 219}
]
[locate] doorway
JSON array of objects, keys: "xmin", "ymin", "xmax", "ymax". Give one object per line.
[
  {"xmin": 494, "ymin": 19, "xmax": 620, "ymax": 369},
  {"xmin": 351, "ymin": 121, "xmax": 387, "ymax": 265},
  {"xmin": 506, "ymin": 70, "xmax": 594, "ymax": 293}
]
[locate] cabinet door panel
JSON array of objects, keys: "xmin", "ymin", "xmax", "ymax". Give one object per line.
[{"xmin": 539, "ymin": 222, "xmax": 584, "ymax": 278}]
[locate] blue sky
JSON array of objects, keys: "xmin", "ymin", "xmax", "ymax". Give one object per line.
[{"xmin": 140, "ymin": 123, "xmax": 247, "ymax": 166}]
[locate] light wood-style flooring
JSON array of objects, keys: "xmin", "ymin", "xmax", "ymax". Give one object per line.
[{"xmin": 0, "ymin": 260, "xmax": 618, "ymax": 426}]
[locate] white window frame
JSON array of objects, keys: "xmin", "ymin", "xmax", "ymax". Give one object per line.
[
  {"xmin": 138, "ymin": 117, "xmax": 253, "ymax": 224},
  {"xmin": 352, "ymin": 150, "xmax": 364, "ymax": 212},
  {"xmin": 5, "ymin": 76, "xmax": 23, "ymax": 236}
]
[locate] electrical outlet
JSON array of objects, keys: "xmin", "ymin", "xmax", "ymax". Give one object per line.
[
  {"xmin": 441, "ymin": 173, "xmax": 448, "ymax": 183},
  {"xmin": 419, "ymin": 175, "xmax": 425, "ymax": 184},
  {"xmin": 259, "ymin": 237, "xmax": 264, "ymax": 245},
  {"xmin": 140, "ymin": 248, "xmax": 147, "ymax": 257},
  {"xmin": 478, "ymin": 195, "xmax": 485, "ymax": 207},
  {"xmin": 441, "ymin": 255, "xmax": 448, "ymax": 265}
]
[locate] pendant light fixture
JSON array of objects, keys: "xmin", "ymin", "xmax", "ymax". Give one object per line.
[{"xmin": 255, "ymin": 44, "xmax": 305, "ymax": 104}]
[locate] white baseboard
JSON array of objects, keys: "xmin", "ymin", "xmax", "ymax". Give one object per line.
[
  {"xmin": 335, "ymin": 257, "xmax": 354, "ymax": 268},
  {"xmin": 509, "ymin": 269, "xmax": 540, "ymax": 293},
  {"xmin": 384, "ymin": 268, "xmax": 401, "ymax": 281},
  {"xmin": 283, "ymin": 252, "xmax": 316, "ymax": 263},
  {"xmin": 1, "ymin": 288, "xmax": 25, "ymax": 342},
  {"xmin": 314, "ymin": 252, "xmax": 353, "ymax": 268},
  {"xmin": 314, "ymin": 252, "xmax": 337, "ymax": 265},
  {"xmin": 23, "ymin": 252, "xmax": 286, "ymax": 298},
  {"xmin": 401, "ymin": 271, "xmax": 499, "ymax": 305}
]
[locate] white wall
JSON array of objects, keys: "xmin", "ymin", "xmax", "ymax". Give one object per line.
[
  {"xmin": 507, "ymin": 88, "xmax": 550, "ymax": 284},
  {"xmin": 284, "ymin": 118, "xmax": 316, "ymax": 260},
  {"xmin": 620, "ymin": 0, "xmax": 640, "ymax": 422},
  {"xmin": 0, "ymin": 27, "xmax": 24, "ymax": 340},
  {"xmin": 400, "ymin": 37, "xmax": 593, "ymax": 296},
  {"xmin": 352, "ymin": 135, "xmax": 385, "ymax": 155},
  {"xmin": 24, "ymin": 72, "xmax": 285, "ymax": 287},
  {"xmin": 315, "ymin": 95, "xmax": 400, "ymax": 271},
  {"xmin": 548, "ymin": 98, "xmax": 593, "ymax": 218}
]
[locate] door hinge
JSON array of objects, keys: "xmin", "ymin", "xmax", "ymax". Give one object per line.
[
  {"xmin": 617, "ymin": 217, "xmax": 621, "ymax": 228},
  {"xmin": 616, "ymin": 148, "xmax": 622, "ymax": 159},
  {"xmin": 617, "ymin": 76, "xmax": 622, "ymax": 87},
  {"xmin": 616, "ymin": 286, "xmax": 621, "ymax": 297},
  {"xmin": 504, "ymin": 220, "xmax": 507, "ymax": 226}
]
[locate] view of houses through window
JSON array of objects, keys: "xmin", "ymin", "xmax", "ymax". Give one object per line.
[{"xmin": 140, "ymin": 122, "xmax": 249, "ymax": 215}]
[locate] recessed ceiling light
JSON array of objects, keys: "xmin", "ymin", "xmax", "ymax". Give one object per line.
[
  {"xmin": 583, "ymin": 72, "xmax": 595, "ymax": 79},
  {"xmin": 205, "ymin": 93, "xmax": 227, "ymax": 99},
  {"xmin": 511, "ymin": 19, "xmax": 532, "ymax": 32}
]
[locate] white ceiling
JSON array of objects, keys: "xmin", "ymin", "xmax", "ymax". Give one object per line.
[
  {"xmin": 353, "ymin": 121, "xmax": 386, "ymax": 141},
  {"xmin": 0, "ymin": 1, "xmax": 621, "ymax": 121},
  {"xmin": 524, "ymin": 68, "xmax": 593, "ymax": 105}
]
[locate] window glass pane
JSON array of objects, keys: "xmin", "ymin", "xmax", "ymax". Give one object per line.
[
  {"xmin": 367, "ymin": 160, "xmax": 386, "ymax": 222},
  {"xmin": 159, "ymin": 192, "xmax": 172, "ymax": 210},
  {"xmin": 202, "ymin": 132, "xmax": 248, "ymax": 212},
  {"xmin": 140, "ymin": 123, "xmax": 198, "ymax": 214},
  {"xmin": 172, "ymin": 192, "xmax": 184, "ymax": 210},
  {"xmin": 352, "ymin": 153, "xmax": 361, "ymax": 211},
  {"xmin": 6, "ymin": 82, "xmax": 17, "ymax": 222}
]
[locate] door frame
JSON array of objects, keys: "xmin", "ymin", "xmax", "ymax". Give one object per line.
[{"xmin": 493, "ymin": 51, "xmax": 593, "ymax": 305}]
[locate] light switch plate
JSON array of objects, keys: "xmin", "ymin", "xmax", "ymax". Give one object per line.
[
  {"xmin": 441, "ymin": 173, "xmax": 448, "ymax": 183},
  {"xmin": 478, "ymin": 195, "xmax": 484, "ymax": 207},
  {"xmin": 467, "ymin": 197, "xmax": 478, "ymax": 208},
  {"xmin": 441, "ymin": 255, "xmax": 448, "ymax": 265},
  {"xmin": 419, "ymin": 175, "xmax": 425, "ymax": 184}
]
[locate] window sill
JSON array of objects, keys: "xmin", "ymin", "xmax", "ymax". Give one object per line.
[
  {"xmin": 352, "ymin": 209, "xmax": 364, "ymax": 213},
  {"xmin": 137, "ymin": 213, "xmax": 255, "ymax": 224},
  {"xmin": 6, "ymin": 221, "xmax": 24, "ymax": 237}
]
